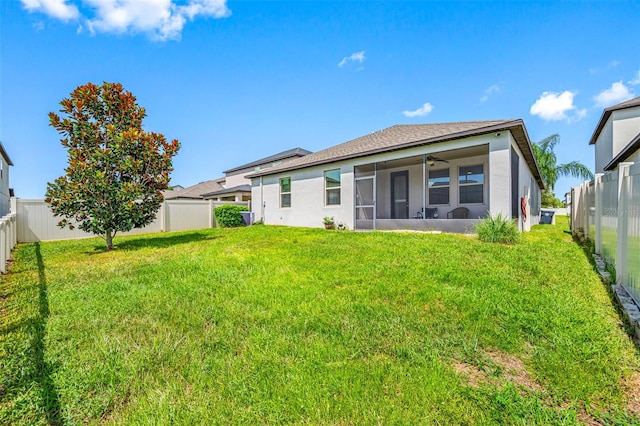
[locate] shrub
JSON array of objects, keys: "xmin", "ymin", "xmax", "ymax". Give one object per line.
[
  {"xmin": 214, "ymin": 205, "xmax": 249, "ymax": 228},
  {"xmin": 475, "ymin": 212, "xmax": 520, "ymax": 244}
]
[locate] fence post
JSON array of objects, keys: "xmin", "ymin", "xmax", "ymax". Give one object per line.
[
  {"xmin": 594, "ymin": 174, "xmax": 603, "ymax": 253},
  {"xmin": 0, "ymin": 221, "xmax": 6, "ymax": 274},
  {"xmin": 11, "ymin": 214, "xmax": 16, "ymax": 249},
  {"xmin": 159, "ymin": 201, "xmax": 167, "ymax": 233},
  {"xmin": 208, "ymin": 200, "xmax": 214, "ymax": 228}
]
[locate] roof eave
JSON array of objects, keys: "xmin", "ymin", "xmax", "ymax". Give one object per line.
[
  {"xmin": 589, "ymin": 98, "xmax": 640, "ymax": 145},
  {"xmin": 222, "ymin": 148, "xmax": 312, "ymax": 174},
  {"xmin": 248, "ymin": 120, "xmax": 545, "ymax": 189},
  {"xmin": 0, "ymin": 142, "xmax": 13, "ymax": 166},
  {"xmin": 603, "ymin": 132, "xmax": 640, "ymax": 171},
  {"xmin": 201, "ymin": 185, "xmax": 252, "ymax": 197}
]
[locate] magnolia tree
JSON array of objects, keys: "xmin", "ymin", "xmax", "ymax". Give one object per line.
[{"xmin": 45, "ymin": 82, "xmax": 180, "ymax": 250}]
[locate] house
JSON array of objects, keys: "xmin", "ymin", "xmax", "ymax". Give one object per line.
[
  {"xmin": 249, "ymin": 120, "xmax": 544, "ymax": 232},
  {"xmin": 0, "ymin": 141, "xmax": 13, "ymax": 217},
  {"xmin": 201, "ymin": 148, "xmax": 312, "ymax": 202},
  {"xmin": 589, "ymin": 97, "xmax": 640, "ymax": 172},
  {"xmin": 162, "ymin": 178, "xmax": 226, "ymax": 200},
  {"xmin": 165, "ymin": 148, "xmax": 312, "ymax": 203}
]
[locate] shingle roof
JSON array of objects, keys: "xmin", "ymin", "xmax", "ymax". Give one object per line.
[
  {"xmin": 589, "ymin": 97, "xmax": 640, "ymax": 145},
  {"xmin": 223, "ymin": 147, "xmax": 312, "ymax": 174},
  {"xmin": 162, "ymin": 178, "xmax": 225, "ymax": 200},
  {"xmin": 604, "ymin": 131, "xmax": 640, "ymax": 171},
  {"xmin": 248, "ymin": 120, "xmax": 544, "ymax": 189},
  {"xmin": 0, "ymin": 141, "xmax": 13, "ymax": 166},
  {"xmin": 201, "ymin": 184, "xmax": 252, "ymax": 198}
]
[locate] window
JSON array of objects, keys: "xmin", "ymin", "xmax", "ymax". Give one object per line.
[
  {"xmin": 428, "ymin": 168, "xmax": 450, "ymax": 205},
  {"xmin": 325, "ymin": 169, "xmax": 341, "ymax": 205},
  {"xmin": 280, "ymin": 177, "xmax": 291, "ymax": 207},
  {"xmin": 459, "ymin": 164, "xmax": 484, "ymax": 204}
]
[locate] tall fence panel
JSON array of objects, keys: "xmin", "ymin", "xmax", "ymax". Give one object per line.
[
  {"xmin": 600, "ymin": 171, "xmax": 618, "ymax": 264},
  {"xmin": 15, "ymin": 199, "xmax": 249, "ymax": 243},
  {"xmin": 587, "ymin": 181, "xmax": 596, "ymax": 243},
  {"xmin": 17, "ymin": 199, "xmax": 94, "ymax": 243},
  {"xmin": 572, "ymin": 163, "xmax": 640, "ymax": 304},
  {"xmin": 165, "ymin": 199, "xmax": 213, "ymax": 232},
  {"xmin": 624, "ymin": 163, "xmax": 640, "ymax": 302}
]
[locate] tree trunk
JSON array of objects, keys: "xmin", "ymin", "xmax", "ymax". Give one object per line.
[{"xmin": 105, "ymin": 230, "xmax": 114, "ymax": 250}]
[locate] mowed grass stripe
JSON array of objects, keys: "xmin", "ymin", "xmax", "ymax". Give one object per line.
[{"xmin": 1, "ymin": 217, "xmax": 638, "ymax": 424}]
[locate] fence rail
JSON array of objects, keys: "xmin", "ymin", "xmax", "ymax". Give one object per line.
[{"xmin": 572, "ymin": 162, "xmax": 640, "ymax": 304}]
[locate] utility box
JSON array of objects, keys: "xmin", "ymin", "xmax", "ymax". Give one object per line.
[
  {"xmin": 540, "ymin": 209, "xmax": 555, "ymax": 225},
  {"xmin": 241, "ymin": 211, "xmax": 255, "ymax": 226}
]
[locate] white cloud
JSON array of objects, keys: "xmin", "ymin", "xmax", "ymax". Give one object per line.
[
  {"xmin": 593, "ymin": 81, "xmax": 635, "ymax": 107},
  {"xmin": 480, "ymin": 84, "xmax": 501, "ymax": 102},
  {"xmin": 338, "ymin": 51, "xmax": 366, "ymax": 68},
  {"xmin": 629, "ymin": 70, "xmax": 640, "ymax": 86},
  {"xmin": 573, "ymin": 108, "xmax": 588, "ymax": 122},
  {"xmin": 22, "ymin": 0, "xmax": 79, "ymax": 21},
  {"xmin": 21, "ymin": 0, "xmax": 230, "ymax": 40},
  {"xmin": 589, "ymin": 60, "xmax": 620, "ymax": 75},
  {"xmin": 529, "ymin": 91, "xmax": 583, "ymax": 122},
  {"xmin": 402, "ymin": 102, "xmax": 434, "ymax": 118}
]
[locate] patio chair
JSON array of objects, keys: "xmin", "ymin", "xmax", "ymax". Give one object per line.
[
  {"xmin": 447, "ymin": 207, "xmax": 469, "ymax": 219},
  {"xmin": 414, "ymin": 207, "xmax": 439, "ymax": 219},
  {"xmin": 424, "ymin": 207, "xmax": 439, "ymax": 218}
]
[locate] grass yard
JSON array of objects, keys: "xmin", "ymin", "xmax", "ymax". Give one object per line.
[{"xmin": 1, "ymin": 217, "xmax": 639, "ymax": 424}]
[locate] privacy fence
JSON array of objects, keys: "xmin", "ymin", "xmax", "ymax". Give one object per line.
[
  {"xmin": 9, "ymin": 198, "xmax": 248, "ymax": 244},
  {"xmin": 571, "ymin": 162, "xmax": 640, "ymax": 304},
  {"xmin": 0, "ymin": 210, "xmax": 17, "ymax": 273}
]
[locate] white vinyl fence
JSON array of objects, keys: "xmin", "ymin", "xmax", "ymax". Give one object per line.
[
  {"xmin": 572, "ymin": 162, "xmax": 640, "ymax": 304},
  {"xmin": 0, "ymin": 209, "xmax": 17, "ymax": 273},
  {"xmin": 14, "ymin": 199, "xmax": 249, "ymax": 243}
]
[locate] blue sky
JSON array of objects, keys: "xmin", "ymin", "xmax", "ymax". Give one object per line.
[{"xmin": 1, "ymin": 0, "xmax": 639, "ymax": 199}]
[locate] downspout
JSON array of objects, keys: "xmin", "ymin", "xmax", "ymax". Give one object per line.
[
  {"xmin": 373, "ymin": 162, "xmax": 377, "ymax": 230},
  {"xmin": 260, "ymin": 175, "xmax": 265, "ymax": 222}
]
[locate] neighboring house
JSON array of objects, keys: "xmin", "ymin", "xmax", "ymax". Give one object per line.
[
  {"xmin": 0, "ymin": 141, "xmax": 13, "ymax": 217},
  {"xmin": 589, "ymin": 97, "xmax": 640, "ymax": 172},
  {"xmin": 162, "ymin": 178, "xmax": 226, "ymax": 200},
  {"xmin": 164, "ymin": 148, "xmax": 311, "ymax": 203},
  {"xmin": 249, "ymin": 120, "xmax": 544, "ymax": 232}
]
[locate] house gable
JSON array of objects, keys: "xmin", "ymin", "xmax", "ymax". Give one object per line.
[{"xmin": 589, "ymin": 97, "xmax": 640, "ymax": 173}]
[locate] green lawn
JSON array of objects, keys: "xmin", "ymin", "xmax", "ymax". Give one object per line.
[{"xmin": 1, "ymin": 218, "xmax": 639, "ymax": 424}]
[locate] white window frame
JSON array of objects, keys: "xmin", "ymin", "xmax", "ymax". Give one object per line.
[
  {"xmin": 324, "ymin": 169, "xmax": 341, "ymax": 206},
  {"xmin": 458, "ymin": 164, "xmax": 485, "ymax": 205},
  {"xmin": 280, "ymin": 177, "xmax": 291, "ymax": 208},
  {"xmin": 428, "ymin": 167, "xmax": 450, "ymax": 206}
]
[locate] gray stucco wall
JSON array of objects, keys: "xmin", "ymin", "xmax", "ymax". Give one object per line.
[
  {"xmin": 0, "ymin": 155, "xmax": 10, "ymax": 216},
  {"xmin": 595, "ymin": 106, "xmax": 640, "ymax": 173}
]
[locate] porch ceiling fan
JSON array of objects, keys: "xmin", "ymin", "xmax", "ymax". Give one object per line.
[{"xmin": 426, "ymin": 155, "xmax": 449, "ymax": 165}]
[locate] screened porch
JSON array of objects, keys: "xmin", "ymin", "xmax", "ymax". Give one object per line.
[{"xmin": 354, "ymin": 146, "xmax": 490, "ymax": 232}]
